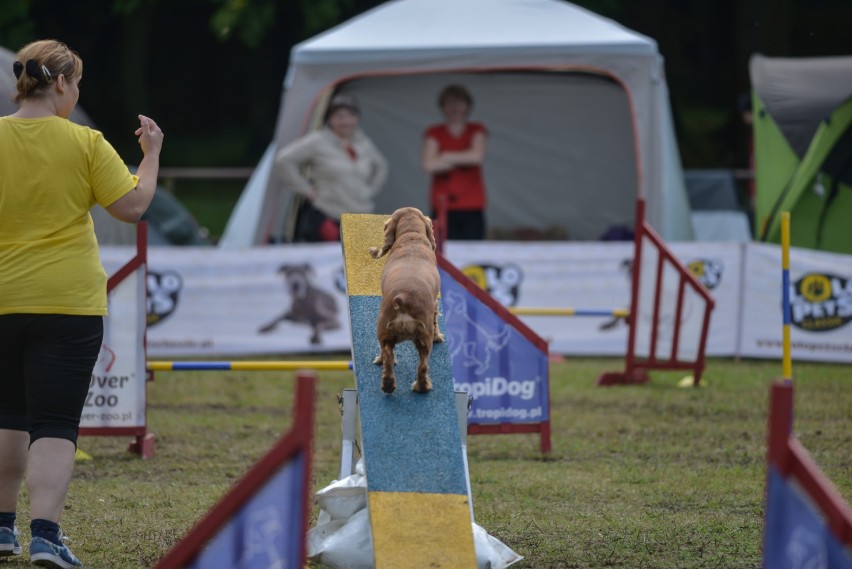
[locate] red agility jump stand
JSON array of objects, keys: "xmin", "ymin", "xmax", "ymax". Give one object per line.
[
  {"xmin": 766, "ymin": 381, "xmax": 852, "ymax": 553},
  {"xmin": 79, "ymin": 222, "xmax": 155, "ymax": 458},
  {"xmin": 599, "ymin": 199, "xmax": 715, "ymax": 387},
  {"xmin": 154, "ymin": 372, "xmax": 316, "ymax": 569}
]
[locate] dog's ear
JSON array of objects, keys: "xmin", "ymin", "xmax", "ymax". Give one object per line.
[
  {"xmin": 384, "ymin": 214, "xmax": 398, "ymax": 244},
  {"xmin": 384, "ymin": 215, "xmax": 397, "ymax": 243},
  {"xmin": 424, "ymin": 215, "xmax": 436, "ymax": 251},
  {"xmin": 370, "ymin": 213, "xmax": 398, "ymax": 259}
]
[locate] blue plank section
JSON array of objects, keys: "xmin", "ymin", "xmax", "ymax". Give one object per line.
[{"xmin": 349, "ymin": 294, "xmax": 468, "ymax": 496}]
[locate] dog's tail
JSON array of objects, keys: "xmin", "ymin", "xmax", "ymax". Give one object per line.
[
  {"xmin": 389, "ymin": 293, "xmax": 429, "ymax": 335},
  {"xmin": 392, "ymin": 293, "xmax": 407, "ymax": 313}
]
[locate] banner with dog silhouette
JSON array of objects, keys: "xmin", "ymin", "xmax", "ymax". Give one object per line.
[
  {"xmin": 101, "ymin": 244, "xmax": 352, "ymax": 356},
  {"xmin": 98, "ymin": 241, "xmax": 850, "ymax": 363},
  {"xmin": 439, "ymin": 260, "xmax": 549, "ymax": 428}
]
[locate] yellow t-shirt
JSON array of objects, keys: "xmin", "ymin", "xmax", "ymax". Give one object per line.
[{"xmin": 0, "ymin": 116, "xmax": 139, "ymax": 315}]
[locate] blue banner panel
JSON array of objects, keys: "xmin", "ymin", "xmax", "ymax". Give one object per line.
[
  {"xmin": 188, "ymin": 452, "xmax": 306, "ymax": 569},
  {"xmin": 765, "ymin": 467, "xmax": 852, "ymax": 569},
  {"xmin": 440, "ymin": 268, "xmax": 550, "ymax": 425}
]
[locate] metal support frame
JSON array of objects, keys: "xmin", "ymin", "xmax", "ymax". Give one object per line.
[{"xmin": 339, "ymin": 389, "xmax": 360, "ymax": 481}]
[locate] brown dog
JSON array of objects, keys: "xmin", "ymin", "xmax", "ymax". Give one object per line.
[{"xmin": 369, "ymin": 207, "xmax": 444, "ymax": 394}]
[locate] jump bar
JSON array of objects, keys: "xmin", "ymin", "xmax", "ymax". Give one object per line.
[{"xmin": 147, "ymin": 361, "xmax": 353, "ymax": 371}]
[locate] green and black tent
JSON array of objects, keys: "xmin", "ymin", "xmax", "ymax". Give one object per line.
[{"xmin": 750, "ymin": 54, "xmax": 852, "ymax": 254}]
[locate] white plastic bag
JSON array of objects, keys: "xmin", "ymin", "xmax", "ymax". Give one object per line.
[
  {"xmin": 307, "ymin": 459, "xmax": 523, "ymax": 569},
  {"xmin": 308, "ymin": 460, "xmax": 373, "ymax": 568},
  {"xmin": 314, "ymin": 472, "xmax": 367, "ymax": 520},
  {"xmin": 312, "ymin": 509, "xmax": 374, "ymax": 569},
  {"xmin": 473, "ymin": 523, "xmax": 524, "ymax": 568}
]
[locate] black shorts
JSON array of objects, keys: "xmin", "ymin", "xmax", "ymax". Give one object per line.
[{"xmin": 0, "ymin": 314, "xmax": 104, "ymax": 445}]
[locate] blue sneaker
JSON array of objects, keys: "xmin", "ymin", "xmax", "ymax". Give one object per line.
[
  {"xmin": 0, "ymin": 526, "xmax": 22, "ymax": 557},
  {"xmin": 29, "ymin": 535, "xmax": 83, "ymax": 568}
]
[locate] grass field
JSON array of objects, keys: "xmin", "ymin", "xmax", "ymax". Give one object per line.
[{"xmin": 1, "ymin": 357, "xmax": 849, "ymax": 568}]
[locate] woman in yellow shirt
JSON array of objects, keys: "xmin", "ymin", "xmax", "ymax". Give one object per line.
[{"xmin": 0, "ymin": 39, "xmax": 163, "ymax": 567}]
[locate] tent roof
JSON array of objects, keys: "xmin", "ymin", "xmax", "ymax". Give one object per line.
[
  {"xmin": 293, "ymin": 0, "xmax": 657, "ymax": 65},
  {"xmin": 750, "ymin": 53, "xmax": 852, "ymax": 157},
  {"xmin": 222, "ymin": 0, "xmax": 694, "ymax": 247}
]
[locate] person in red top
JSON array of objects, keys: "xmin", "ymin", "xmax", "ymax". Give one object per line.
[{"xmin": 421, "ymin": 84, "xmax": 488, "ymax": 240}]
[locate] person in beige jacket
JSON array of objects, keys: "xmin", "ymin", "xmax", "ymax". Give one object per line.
[{"xmin": 274, "ymin": 94, "xmax": 389, "ymax": 242}]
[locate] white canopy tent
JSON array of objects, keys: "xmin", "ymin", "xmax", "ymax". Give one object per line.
[{"xmin": 221, "ymin": 0, "xmax": 694, "ymax": 247}]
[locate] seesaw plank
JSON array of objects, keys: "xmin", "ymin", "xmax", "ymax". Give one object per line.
[{"xmin": 341, "ymin": 213, "xmax": 476, "ymax": 569}]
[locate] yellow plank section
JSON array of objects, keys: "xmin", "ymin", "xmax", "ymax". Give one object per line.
[
  {"xmin": 369, "ymin": 492, "xmax": 477, "ymax": 569},
  {"xmin": 341, "ymin": 213, "xmax": 388, "ymax": 297}
]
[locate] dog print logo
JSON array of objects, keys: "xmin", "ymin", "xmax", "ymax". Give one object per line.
[
  {"xmin": 687, "ymin": 258, "xmax": 723, "ymax": 290},
  {"xmin": 443, "ymin": 289, "xmax": 511, "ymax": 375},
  {"xmin": 147, "ymin": 270, "xmax": 183, "ymax": 326},
  {"xmin": 236, "ymin": 507, "xmax": 288, "ymax": 568},
  {"xmin": 258, "ymin": 263, "xmax": 341, "ymax": 345},
  {"xmin": 790, "ymin": 272, "xmax": 852, "ymax": 332},
  {"xmin": 461, "ymin": 263, "xmax": 522, "ymax": 306},
  {"xmin": 94, "ymin": 344, "xmax": 117, "ymax": 373}
]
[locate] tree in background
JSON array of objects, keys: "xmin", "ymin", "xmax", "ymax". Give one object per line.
[{"xmin": 1, "ymin": 0, "xmax": 849, "ymax": 171}]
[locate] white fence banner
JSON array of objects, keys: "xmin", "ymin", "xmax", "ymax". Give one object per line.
[
  {"xmin": 99, "ymin": 241, "xmax": 851, "ymax": 363},
  {"xmin": 102, "ymin": 244, "xmax": 351, "ymax": 357},
  {"xmin": 739, "ymin": 243, "xmax": 852, "ymax": 363},
  {"xmin": 444, "ymin": 241, "xmax": 741, "ymax": 356},
  {"xmin": 445, "ymin": 241, "xmax": 633, "ymax": 355}
]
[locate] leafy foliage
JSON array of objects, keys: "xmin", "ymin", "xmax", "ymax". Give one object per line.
[
  {"xmin": 208, "ymin": 0, "xmax": 277, "ymax": 48},
  {"xmin": 300, "ymin": 0, "xmax": 353, "ymax": 37},
  {"xmin": 0, "ymin": 0, "xmax": 35, "ymax": 51}
]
